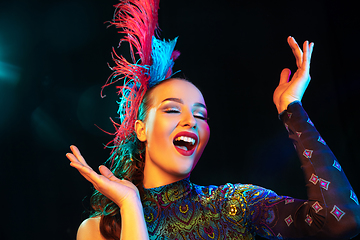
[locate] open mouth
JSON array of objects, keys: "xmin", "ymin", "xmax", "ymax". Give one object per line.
[
  {"xmin": 173, "ymin": 132, "xmax": 198, "ymax": 156},
  {"xmin": 173, "ymin": 136, "xmax": 196, "ymax": 151}
]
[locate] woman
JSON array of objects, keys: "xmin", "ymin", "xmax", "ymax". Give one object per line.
[
  {"xmin": 67, "ymin": 1, "xmax": 360, "ymax": 239},
  {"xmin": 67, "ymin": 39, "xmax": 360, "ymax": 240}
]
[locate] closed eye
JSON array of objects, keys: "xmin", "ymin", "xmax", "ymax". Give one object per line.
[
  {"xmin": 194, "ymin": 113, "xmax": 209, "ymax": 121},
  {"xmin": 194, "ymin": 115, "xmax": 209, "ymax": 121},
  {"xmin": 164, "ymin": 109, "xmax": 180, "ymax": 113}
]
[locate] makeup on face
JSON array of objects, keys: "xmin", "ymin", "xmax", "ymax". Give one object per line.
[
  {"xmin": 158, "ymin": 97, "xmax": 207, "ymax": 156},
  {"xmin": 142, "ymin": 79, "xmax": 210, "ymax": 188},
  {"xmin": 160, "ymin": 98, "xmax": 208, "ymax": 121}
]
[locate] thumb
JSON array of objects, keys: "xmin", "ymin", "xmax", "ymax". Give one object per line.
[
  {"xmin": 99, "ymin": 165, "xmax": 114, "ymax": 179},
  {"xmin": 279, "ymin": 68, "xmax": 291, "ymax": 85}
]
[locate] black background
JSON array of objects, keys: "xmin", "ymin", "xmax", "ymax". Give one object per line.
[{"xmin": 1, "ymin": 0, "xmax": 359, "ymax": 239}]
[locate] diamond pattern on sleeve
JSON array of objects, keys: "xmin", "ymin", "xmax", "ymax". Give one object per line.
[
  {"xmin": 305, "ymin": 214, "xmax": 313, "ymax": 226},
  {"xmin": 284, "ymin": 215, "xmax": 293, "ymax": 227},
  {"xmin": 330, "ymin": 205, "xmax": 345, "ymax": 221},
  {"xmin": 303, "ymin": 149, "xmax": 313, "ymax": 159},
  {"xmin": 317, "ymin": 136, "xmax": 326, "ymax": 145},
  {"xmin": 319, "ymin": 178, "xmax": 330, "ymax": 190},
  {"xmin": 312, "ymin": 201, "xmax": 323, "ymax": 213},
  {"xmin": 332, "ymin": 160, "xmax": 342, "ymax": 171},
  {"xmin": 350, "ymin": 190, "xmax": 359, "ymax": 205}
]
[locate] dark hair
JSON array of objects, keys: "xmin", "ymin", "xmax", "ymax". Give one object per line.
[{"xmin": 89, "ymin": 78, "xmax": 189, "ymax": 239}]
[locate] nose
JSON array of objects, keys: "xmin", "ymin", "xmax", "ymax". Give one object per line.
[{"xmin": 180, "ymin": 109, "xmax": 197, "ymax": 129}]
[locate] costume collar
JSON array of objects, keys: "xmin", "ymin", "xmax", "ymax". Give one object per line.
[{"xmin": 143, "ymin": 177, "xmax": 192, "ymax": 205}]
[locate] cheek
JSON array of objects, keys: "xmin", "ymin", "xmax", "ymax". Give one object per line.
[
  {"xmin": 146, "ymin": 114, "xmax": 175, "ymax": 148},
  {"xmin": 198, "ymin": 122, "xmax": 210, "ymax": 148},
  {"xmin": 192, "ymin": 122, "xmax": 210, "ymax": 169}
]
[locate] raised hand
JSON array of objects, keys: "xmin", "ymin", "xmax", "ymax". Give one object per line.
[
  {"xmin": 66, "ymin": 145, "xmax": 140, "ymax": 207},
  {"xmin": 273, "ymin": 36, "xmax": 314, "ymax": 113}
]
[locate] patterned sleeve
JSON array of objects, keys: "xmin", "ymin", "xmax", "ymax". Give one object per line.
[{"xmin": 244, "ymin": 101, "xmax": 360, "ymax": 239}]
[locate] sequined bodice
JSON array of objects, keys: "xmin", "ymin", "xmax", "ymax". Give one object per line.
[{"xmin": 142, "ymin": 177, "xmax": 261, "ymax": 239}]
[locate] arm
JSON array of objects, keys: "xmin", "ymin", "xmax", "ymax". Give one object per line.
[
  {"xmin": 66, "ymin": 145, "xmax": 149, "ymax": 240},
  {"xmin": 279, "ymin": 101, "xmax": 360, "ymax": 239},
  {"xmin": 247, "ymin": 37, "xmax": 360, "ymax": 239},
  {"xmin": 247, "ymin": 103, "xmax": 360, "ymax": 239},
  {"xmin": 275, "ymin": 37, "xmax": 360, "ymax": 238}
]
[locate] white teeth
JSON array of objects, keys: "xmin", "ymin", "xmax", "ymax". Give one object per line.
[{"xmin": 175, "ymin": 136, "xmax": 195, "ymax": 145}]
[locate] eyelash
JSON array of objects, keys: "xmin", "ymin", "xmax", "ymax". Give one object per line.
[
  {"xmin": 164, "ymin": 109, "xmax": 208, "ymax": 121},
  {"xmin": 195, "ymin": 116, "xmax": 209, "ymax": 121},
  {"xmin": 164, "ymin": 109, "xmax": 180, "ymax": 113}
]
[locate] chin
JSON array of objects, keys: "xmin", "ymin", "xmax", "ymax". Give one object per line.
[{"xmin": 170, "ymin": 159, "xmax": 196, "ymax": 177}]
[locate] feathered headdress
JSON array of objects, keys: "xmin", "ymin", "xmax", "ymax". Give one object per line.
[{"xmin": 101, "ymin": 0, "xmax": 180, "ymax": 165}]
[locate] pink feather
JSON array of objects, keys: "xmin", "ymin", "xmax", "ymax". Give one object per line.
[{"xmin": 101, "ymin": 0, "xmax": 161, "ymax": 165}]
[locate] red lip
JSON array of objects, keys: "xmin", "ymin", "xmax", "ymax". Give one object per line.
[{"xmin": 173, "ymin": 131, "xmax": 198, "ymax": 156}]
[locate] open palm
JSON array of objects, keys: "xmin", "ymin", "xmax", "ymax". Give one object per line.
[
  {"xmin": 273, "ymin": 36, "xmax": 314, "ymax": 113},
  {"xmin": 66, "ymin": 145, "xmax": 140, "ymax": 207}
]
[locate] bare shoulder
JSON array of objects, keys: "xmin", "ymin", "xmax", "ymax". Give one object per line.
[{"xmin": 77, "ymin": 216, "xmax": 106, "ymax": 240}]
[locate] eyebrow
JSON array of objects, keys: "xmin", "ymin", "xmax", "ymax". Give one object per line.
[{"xmin": 161, "ymin": 97, "xmax": 207, "ymax": 109}]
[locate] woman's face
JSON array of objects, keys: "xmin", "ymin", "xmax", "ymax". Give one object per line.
[{"xmin": 137, "ymin": 79, "xmax": 210, "ymax": 187}]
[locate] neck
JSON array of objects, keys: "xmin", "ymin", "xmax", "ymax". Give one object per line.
[
  {"xmin": 143, "ymin": 164, "xmax": 189, "ymax": 188},
  {"xmin": 142, "ymin": 153, "xmax": 190, "ymax": 188}
]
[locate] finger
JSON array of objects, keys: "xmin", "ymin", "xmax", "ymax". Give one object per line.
[
  {"xmin": 302, "ymin": 41, "xmax": 314, "ymax": 70},
  {"xmin": 70, "ymin": 145, "xmax": 90, "ymax": 167},
  {"xmin": 279, "ymin": 68, "xmax": 291, "ymax": 84},
  {"xmin": 99, "ymin": 165, "xmax": 115, "ymax": 180},
  {"xmin": 303, "ymin": 40, "xmax": 309, "ymax": 59},
  {"xmin": 66, "ymin": 152, "xmax": 83, "ymax": 165},
  {"xmin": 70, "ymin": 145, "xmax": 84, "ymax": 161},
  {"xmin": 301, "ymin": 41, "xmax": 309, "ymax": 69},
  {"xmin": 309, "ymin": 42, "xmax": 314, "ymax": 62},
  {"xmin": 288, "ymin": 36, "xmax": 303, "ymax": 68},
  {"xmin": 66, "ymin": 152, "xmax": 94, "ymax": 173},
  {"xmin": 69, "ymin": 161, "xmax": 98, "ymax": 185},
  {"xmin": 71, "ymin": 162, "xmax": 113, "ymax": 189},
  {"xmin": 70, "ymin": 161, "xmax": 92, "ymax": 178}
]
